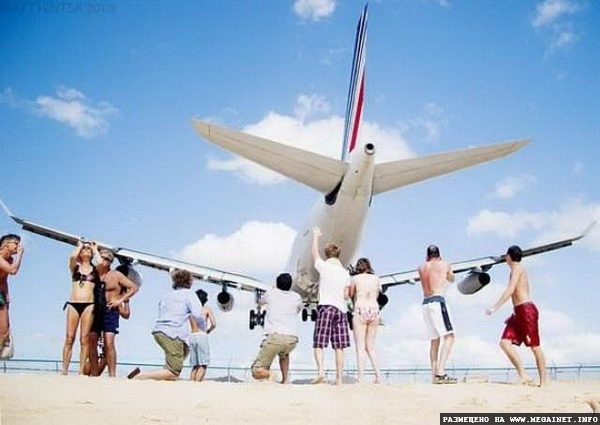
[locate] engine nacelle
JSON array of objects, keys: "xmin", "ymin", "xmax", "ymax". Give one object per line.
[
  {"xmin": 217, "ymin": 290, "xmax": 234, "ymax": 312},
  {"xmin": 115, "ymin": 264, "xmax": 143, "ymax": 287},
  {"xmin": 457, "ymin": 272, "xmax": 490, "ymax": 295}
]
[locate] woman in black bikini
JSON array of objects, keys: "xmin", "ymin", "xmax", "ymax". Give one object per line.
[{"xmin": 62, "ymin": 240, "xmax": 100, "ymax": 375}]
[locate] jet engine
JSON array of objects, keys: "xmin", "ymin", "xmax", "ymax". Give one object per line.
[
  {"xmin": 217, "ymin": 290, "xmax": 235, "ymax": 312},
  {"xmin": 115, "ymin": 263, "xmax": 143, "ymax": 287},
  {"xmin": 457, "ymin": 272, "xmax": 490, "ymax": 295}
]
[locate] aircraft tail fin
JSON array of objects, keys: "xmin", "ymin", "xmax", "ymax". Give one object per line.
[
  {"xmin": 372, "ymin": 139, "xmax": 529, "ymax": 195},
  {"xmin": 192, "ymin": 120, "xmax": 346, "ymax": 193},
  {"xmin": 341, "ymin": 4, "xmax": 368, "ymax": 162}
]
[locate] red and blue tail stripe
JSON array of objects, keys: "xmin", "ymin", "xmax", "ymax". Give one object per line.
[{"xmin": 341, "ymin": 4, "xmax": 368, "ymax": 162}]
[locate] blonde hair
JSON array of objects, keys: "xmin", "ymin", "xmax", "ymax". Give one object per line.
[{"xmin": 324, "ymin": 243, "xmax": 341, "ymax": 259}]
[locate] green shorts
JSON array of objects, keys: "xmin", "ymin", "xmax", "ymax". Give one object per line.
[
  {"xmin": 152, "ymin": 331, "xmax": 189, "ymax": 376},
  {"xmin": 251, "ymin": 333, "xmax": 298, "ymax": 371}
]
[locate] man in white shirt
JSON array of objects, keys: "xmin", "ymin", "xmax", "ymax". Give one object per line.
[
  {"xmin": 251, "ymin": 273, "xmax": 302, "ymax": 384},
  {"xmin": 311, "ymin": 227, "xmax": 351, "ymax": 385}
]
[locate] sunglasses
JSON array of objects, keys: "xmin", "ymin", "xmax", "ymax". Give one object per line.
[{"xmin": 101, "ymin": 256, "xmax": 113, "ymax": 263}]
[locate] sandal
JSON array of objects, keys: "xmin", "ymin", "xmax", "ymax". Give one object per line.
[{"xmin": 434, "ymin": 374, "xmax": 458, "ymax": 384}]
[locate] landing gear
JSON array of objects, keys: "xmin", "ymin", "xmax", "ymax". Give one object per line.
[
  {"xmin": 249, "ymin": 309, "xmax": 266, "ymax": 330},
  {"xmin": 302, "ymin": 307, "xmax": 318, "ymax": 322},
  {"xmin": 377, "ymin": 291, "xmax": 389, "ymax": 310},
  {"xmin": 249, "ymin": 289, "xmax": 266, "ymax": 330}
]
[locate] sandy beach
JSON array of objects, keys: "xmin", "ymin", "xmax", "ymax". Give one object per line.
[{"xmin": 0, "ymin": 374, "xmax": 598, "ymax": 425}]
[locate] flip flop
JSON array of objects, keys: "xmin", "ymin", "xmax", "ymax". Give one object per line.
[
  {"xmin": 127, "ymin": 367, "xmax": 141, "ymax": 379},
  {"xmin": 435, "ymin": 374, "xmax": 458, "ymax": 384}
]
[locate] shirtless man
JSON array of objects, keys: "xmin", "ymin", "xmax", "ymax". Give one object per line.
[
  {"xmin": 486, "ymin": 245, "xmax": 546, "ymax": 386},
  {"xmin": 0, "ymin": 234, "xmax": 24, "ymax": 352},
  {"xmin": 189, "ymin": 289, "xmax": 217, "ymax": 382},
  {"xmin": 89, "ymin": 249, "xmax": 138, "ymax": 377},
  {"xmin": 418, "ymin": 244, "xmax": 456, "ymax": 384}
]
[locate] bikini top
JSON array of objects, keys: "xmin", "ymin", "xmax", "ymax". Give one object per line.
[{"xmin": 72, "ymin": 265, "xmax": 100, "ymax": 286}]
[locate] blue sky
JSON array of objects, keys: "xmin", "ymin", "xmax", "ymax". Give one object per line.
[{"xmin": 1, "ymin": 0, "xmax": 599, "ymax": 374}]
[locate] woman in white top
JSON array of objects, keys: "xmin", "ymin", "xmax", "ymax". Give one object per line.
[{"xmin": 349, "ymin": 257, "xmax": 382, "ymax": 384}]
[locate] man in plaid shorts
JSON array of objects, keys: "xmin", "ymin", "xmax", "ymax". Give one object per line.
[{"xmin": 311, "ymin": 227, "xmax": 351, "ymax": 385}]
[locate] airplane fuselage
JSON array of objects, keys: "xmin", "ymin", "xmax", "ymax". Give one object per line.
[{"xmin": 287, "ymin": 143, "xmax": 375, "ymax": 303}]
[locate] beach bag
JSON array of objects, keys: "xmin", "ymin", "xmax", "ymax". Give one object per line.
[{"xmin": 0, "ymin": 334, "xmax": 14, "ymax": 360}]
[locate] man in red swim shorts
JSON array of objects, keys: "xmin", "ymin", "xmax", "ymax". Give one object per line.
[{"xmin": 486, "ymin": 245, "xmax": 546, "ymax": 386}]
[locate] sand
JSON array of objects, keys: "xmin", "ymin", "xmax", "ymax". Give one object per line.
[{"xmin": 0, "ymin": 374, "xmax": 598, "ymax": 425}]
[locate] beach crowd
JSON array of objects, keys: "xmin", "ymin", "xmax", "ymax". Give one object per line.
[{"xmin": 0, "ymin": 227, "xmax": 547, "ymax": 386}]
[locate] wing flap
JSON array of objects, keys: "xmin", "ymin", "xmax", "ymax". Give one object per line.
[
  {"xmin": 372, "ymin": 139, "xmax": 529, "ymax": 195},
  {"xmin": 193, "ymin": 120, "xmax": 346, "ymax": 193}
]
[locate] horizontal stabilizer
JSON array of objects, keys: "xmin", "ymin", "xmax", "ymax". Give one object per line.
[
  {"xmin": 372, "ymin": 139, "xmax": 529, "ymax": 195},
  {"xmin": 193, "ymin": 120, "xmax": 347, "ymax": 193}
]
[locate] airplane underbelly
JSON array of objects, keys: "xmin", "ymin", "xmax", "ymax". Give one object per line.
[{"xmin": 288, "ymin": 192, "xmax": 369, "ymax": 303}]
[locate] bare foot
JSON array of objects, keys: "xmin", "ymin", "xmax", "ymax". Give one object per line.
[
  {"xmin": 519, "ymin": 376, "xmax": 534, "ymax": 386},
  {"xmin": 335, "ymin": 379, "xmax": 343, "ymax": 386},
  {"xmin": 310, "ymin": 375, "xmax": 325, "ymax": 385},
  {"xmin": 586, "ymin": 400, "xmax": 600, "ymax": 413}
]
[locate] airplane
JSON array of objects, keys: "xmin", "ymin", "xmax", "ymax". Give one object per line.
[{"xmin": 1, "ymin": 5, "xmax": 593, "ymax": 330}]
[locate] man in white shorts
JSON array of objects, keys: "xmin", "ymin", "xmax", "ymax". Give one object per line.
[{"xmin": 418, "ymin": 245, "xmax": 456, "ymax": 384}]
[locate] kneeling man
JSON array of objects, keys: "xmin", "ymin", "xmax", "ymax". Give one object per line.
[{"xmin": 251, "ymin": 273, "xmax": 302, "ymax": 384}]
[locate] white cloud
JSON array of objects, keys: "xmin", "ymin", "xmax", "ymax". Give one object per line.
[
  {"xmin": 378, "ymin": 300, "xmax": 507, "ymax": 367},
  {"xmin": 432, "ymin": 0, "xmax": 450, "ymax": 7},
  {"xmin": 206, "ymin": 94, "xmax": 414, "ymax": 185},
  {"xmin": 467, "ymin": 199, "xmax": 600, "ymax": 250},
  {"xmin": 176, "ymin": 221, "xmax": 297, "ymax": 276},
  {"xmin": 293, "ymin": 0, "xmax": 335, "ymax": 21},
  {"xmin": 490, "ymin": 174, "xmax": 537, "ymax": 200},
  {"xmin": 467, "ymin": 209, "xmax": 547, "ymax": 239},
  {"xmin": 405, "ymin": 102, "xmax": 448, "ymax": 144},
  {"xmin": 541, "ymin": 309, "xmax": 575, "ymax": 335},
  {"xmin": 550, "ymin": 28, "xmax": 576, "ymax": 50},
  {"xmin": 531, "ymin": 0, "xmax": 586, "ymax": 55},
  {"xmin": 544, "ymin": 333, "xmax": 600, "ymax": 364},
  {"xmin": 0, "ymin": 86, "xmax": 117, "ymax": 139},
  {"xmin": 532, "ymin": 0, "xmax": 579, "ymax": 28},
  {"xmin": 0, "ymin": 87, "xmax": 22, "ymax": 109},
  {"xmin": 293, "ymin": 94, "xmax": 330, "ymax": 122}
]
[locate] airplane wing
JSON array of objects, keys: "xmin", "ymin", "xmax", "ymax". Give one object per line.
[
  {"xmin": 193, "ymin": 120, "xmax": 347, "ymax": 193},
  {"xmin": 1, "ymin": 200, "xmax": 269, "ymax": 294},
  {"xmin": 378, "ymin": 222, "xmax": 595, "ymax": 291},
  {"xmin": 372, "ymin": 139, "xmax": 529, "ymax": 195}
]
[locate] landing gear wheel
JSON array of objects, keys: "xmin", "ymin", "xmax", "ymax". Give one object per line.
[
  {"xmin": 311, "ymin": 308, "xmax": 318, "ymax": 322},
  {"xmin": 301, "ymin": 308, "xmax": 308, "ymax": 322},
  {"xmin": 260, "ymin": 310, "xmax": 266, "ymax": 327},
  {"xmin": 249, "ymin": 309, "xmax": 256, "ymax": 330}
]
